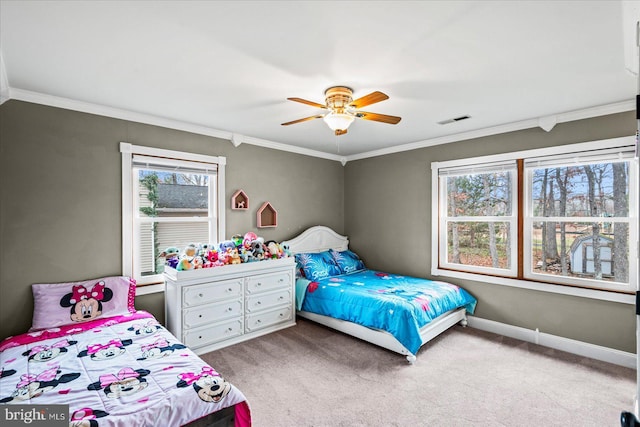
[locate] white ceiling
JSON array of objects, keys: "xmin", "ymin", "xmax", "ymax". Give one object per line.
[{"xmin": 1, "ymin": 1, "xmax": 638, "ymax": 161}]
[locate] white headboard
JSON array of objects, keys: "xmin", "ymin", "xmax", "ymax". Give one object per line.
[{"xmin": 282, "ymin": 226, "xmax": 349, "ymax": 254}]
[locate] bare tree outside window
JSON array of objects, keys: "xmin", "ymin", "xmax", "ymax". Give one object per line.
[
  {"xmin": 444, "ymin": 170, "xmax": 513, "ymax": 271},
  {"xmin": 612, "ymin": 162, "xmax": 629, "ymax": 283},
  {"xmin": 530, "ymin": 161, "xmax": 629, "ymax": 284},
  {"xmin": 434, "ymin": 140, "xmax": 636, "ymax": 293}
]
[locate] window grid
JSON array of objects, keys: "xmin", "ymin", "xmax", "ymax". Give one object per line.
[
  {"xmin": 121, "ymin": 142, "xmax": 225, "ymax": 286},
  {"xmin": 438, "ymin": 167, "xmax": 518, "ymax": 277},
  {"xmin": 432, "ymin": 137, "xmax": 637, "ymax": 294}
]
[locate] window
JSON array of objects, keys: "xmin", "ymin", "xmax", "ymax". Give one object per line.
[
  {"xmin": 121, "ymin": 143, "xmax": 226, "ymax": 285},
  {"xmin": 437, "ymin": 162, "xmax": 518, "ymax": 277},
  {"xmin": 432, "ymin": 136, "xmax": 638, "ymax": 294}
]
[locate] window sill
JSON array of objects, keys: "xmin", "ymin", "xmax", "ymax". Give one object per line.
[
  {"xmin": 431, "ymin": 268, "xmax": 635, "ymax": 305},
  {"xmin": 135, "ymin": 282, "xmax": 165, "ymax": 296}
]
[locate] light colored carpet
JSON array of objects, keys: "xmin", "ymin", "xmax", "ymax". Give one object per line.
[{"xmin": 201, "ymin": 318, "xmax": 636, "ymax": 427}]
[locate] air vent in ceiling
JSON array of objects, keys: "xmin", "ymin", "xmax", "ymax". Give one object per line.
[{"xmin": 437, "ymin": 115, "xmax": 471, "ymax": 125}]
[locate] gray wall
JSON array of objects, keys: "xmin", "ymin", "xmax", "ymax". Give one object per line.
[
  {"xmin": 1, "ymin": 99, "xmax": 636, "ymax": 354},
  {"xmin": 344, "ymin": 111, "xmax": 636, "ymax": 353},
  {"xmin": 0, "ymin": 100, "xmax": 344, "ymax": 339}
]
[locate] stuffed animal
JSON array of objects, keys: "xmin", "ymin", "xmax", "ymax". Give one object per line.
[
  {"xmin": 201, "ymin": 249, "xmax": 222, "ymax": 268},
  {"xmin": 218, "ymin": 240, "xmax": 236, "ymax": 255},
  {"xmin": 231, "ymin": 234, "xmax": 244, "ymax": 248},
  {"xmin": 280, "ymin": 243, "xmax": 292, "ymax": 258},
  {"xmin": 183, "ymin": 243, "xmax": 198, "ymax": 258},
  {"xmin": 198, "ymin": 243, "xmax": 215, "ymax": 257},
  {"xmin": 161, "ymin": 247, "xmax": 181, "ymax": 268},
  {"xmin": 176, "ymin": 243, "xmax": 199, "ymax": 271},
  {"xmin": 250, "ymin": 240, "xmax": 265, "ymax": 260},
  {"xmin": 243, "ymin": 232, "xmax": 258, "ymax": 250},
  {"xmin": 238, "ymin": 248, "xmax": 251, "ymax": 263},
  {"xmin": 229, "ymin": 248, "xmax": 241, "ymax": 265},
  {"xmin": 163, "ymin": 232, "xmax": 291, "ymax": 269},
  {"xmin": 176, "ymin": 257, "xmax": 194, "ymax": 271},
  {"xmin": 265, "ymin": 240, "xmax": 282, "ymax": 259}
]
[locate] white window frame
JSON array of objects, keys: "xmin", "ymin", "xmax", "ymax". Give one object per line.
[
  {"xmin": 437, "ymin": 162, "xmax": 518, "ymax": 277},
  {"xmin": 523, "ymin": 149, "xmax": 637, "ymax": 293},
  {"xmin": 431, "ymin": 135, "xmax": 638, "ymax": 304},
  {"xmin": 120, "ymin": 142, "xmax": 226, "ymax": 286}
]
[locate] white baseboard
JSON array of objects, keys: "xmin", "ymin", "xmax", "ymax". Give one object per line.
[{"xmin": 467, "ymin": 316, "xmax": 636, "ymax": 369}]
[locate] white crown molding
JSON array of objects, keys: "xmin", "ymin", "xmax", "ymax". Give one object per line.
[
  {"xmin": 346, "ymin": 118, "xmax": 542, "ymax": 162},
  {"xmin": 234, "ymin": 133, "xmax": 345, "ymax": 163},
  {"xmin": 538, "ymin": 115, "xmax": 557, "ymax": 132},
  {"xmin": 231, "ymin": 134, "xmax": 243, "ymax": 147},
  {"xmin": 8, "ymin": 88, "xmax": 234, "ymax": 141},
  {"xmin": 7, "ymin": 87, "xmax": 344, "ymax": 162},
  {"xmin": 5, "ymin": 88, "xmax": 634, "ymax": 166},
  {"xmin": 345, "ymin": 99, "xmax": 636, "ymax": 163}
]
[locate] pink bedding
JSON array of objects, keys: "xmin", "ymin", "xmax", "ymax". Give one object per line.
[{"xmin": 0, "ymin": 311, "xmax": 251, "ymax": 426}]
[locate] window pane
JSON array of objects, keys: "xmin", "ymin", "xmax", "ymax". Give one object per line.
[
  {"xmin": 138, "ymin": 221, "xmax": 156, "ymax": 276},
  {"xmin": 138, "ymin": 220, "xmax": 210, "ymax": 276},
  {"xmin": 531, "ymin": 220, "xmax": 629, "ymax": 284},
  {"xmin": 447, "ymin": 221, "xmax": 512, "ymax": 269},
  {"xmin": 531, "ymin": 162, "xmax": 629, "ymax": 217},
  {"xmin": 138, "ymin": 169, "xmax": 210, "ymax": 218},
  {"xmin": 136, "ymin": 168, "xmax": 214, "ymax": 276},
  {"xmin": 446, "ymin": 172, "xmax": 512, "ymax": 216}
]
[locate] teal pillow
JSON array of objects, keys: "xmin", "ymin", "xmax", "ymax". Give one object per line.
[
  {"xmin": 330, "ymin": 249, "xmax": 366, "ymax": 274},
  {"xmin": 295, "ymin": 251, "xmax": 341, "ymax": 280}
]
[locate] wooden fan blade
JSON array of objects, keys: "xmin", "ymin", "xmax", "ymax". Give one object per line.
[
  {"xmin": 349, "ymin": 91, "xmax": 389, "ymax": 109},
  {"xmin": 281, "ymin": 115, "xmax": 325, "ymax": 126},
  {"xmin": 287, "ymin": 97, "xmax": 327, "ymax": 109},
  {"xmin": 356, "ymin": 111, "xmax": 402, "ymax": 125},
  {"xmin": 335, "ymin": 129, "xmax": 348, "ymax": 136}
]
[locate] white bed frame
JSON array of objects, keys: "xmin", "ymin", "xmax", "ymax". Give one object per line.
[{"xmin": 282, "ymin": 225, "xmax": 468, "ymax": 364}]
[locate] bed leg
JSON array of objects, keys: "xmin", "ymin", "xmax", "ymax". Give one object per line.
[
  {"xmin": 406, "ymin": 354, "xmax": 416, "ymax": 364},
  {"xmin": 460, "ymin": 317, "xmax": 468, "ymax": 327}
]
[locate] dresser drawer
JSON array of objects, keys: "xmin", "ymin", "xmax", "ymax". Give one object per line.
[
  {"xmin": 183, "ymin": 319, "xmax": 243, "ymax": 349},
  {"xmin": 245, "ymin": 271, "xmax": 291, "ymax": 294},
  {"xmin": 183, "ymin": 279, "xmax": 242, "ymax": 307},
  {"xmin": 245, "ymin": 306, "xmax": 292, "ymax": 332},
  {"xmin": 183, "ymin": 300, "xmax": 243, "ymax": 329},
  {"xmin": 245, "ymin": 288, "xmax": 291, "ymax": 313}
]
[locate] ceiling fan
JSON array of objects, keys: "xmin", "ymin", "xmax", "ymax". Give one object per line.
[{"xmin": 281, "ymin": 86, "xmax": 401, "ymax": 136}]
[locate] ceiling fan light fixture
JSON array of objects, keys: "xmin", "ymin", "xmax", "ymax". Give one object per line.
[
  {"xmin": 282, "ymin": 86, "xmax": 400, "ymax": 134},
  {"xmin": 323, "ymin": 111, "xmax": 355, "ymax": 132}
]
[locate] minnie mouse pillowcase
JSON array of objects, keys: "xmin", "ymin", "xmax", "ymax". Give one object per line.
[{"xmin": 30, "ymin": 276, "xmax": 136, "ymax": 331}]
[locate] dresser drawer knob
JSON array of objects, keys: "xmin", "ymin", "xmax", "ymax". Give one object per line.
[
  {"xmin": 227, "ymin": 327, "xmax": 233, "ymax": 332},
  {"xmin": 257, "ymin": 301, "xmax": 262, "ymax": 305},
  {"xmin": 227, "ymin": 288, "xmax": 233, "ymax": 292},
  {"xmin": 198, "ymin": 335, "xmax": 202, "ymax": 339},
  {"xmin": 278, "ymin": 296, "xmax": 284, "ymax": 300},
  {"xmin": 257, "ymin": 319, "xmax": 262, "ymax": 324},
  {"xmin": 279, "ymin": 313, "xmax": 284, "ymax": 317},
  {"xmin": 198, "ymin": 293, "xmax": 203, "ymax": 298},
  {"xmin": 199, "ymin": 314, "xmax": 203, "ymax": 318},
  {"xmin": 227, "ymin": 307, "xmax": 233, "ymax": 312},
  {"xmin": 257, "ymin": 282, "xmax": 262, "ymax": 287}
]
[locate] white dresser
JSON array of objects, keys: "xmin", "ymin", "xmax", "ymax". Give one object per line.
[{"xmin": 164, "ymin": 257, "xmax": 296, "ymax": 355}]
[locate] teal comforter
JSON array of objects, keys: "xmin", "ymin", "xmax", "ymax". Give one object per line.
[{"xmin": 296, "ymin": 270, "xmax": 477, "ymax": 354}]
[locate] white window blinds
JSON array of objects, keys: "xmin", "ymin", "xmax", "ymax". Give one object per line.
[{"xmin": 132, "ymin": 154, "xmax": 218, "ymax": 174}]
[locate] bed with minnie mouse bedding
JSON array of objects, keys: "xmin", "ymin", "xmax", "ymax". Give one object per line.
[{"xmin": 0, "ymin": 276, "xmax": 251, "ymax": 427}]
